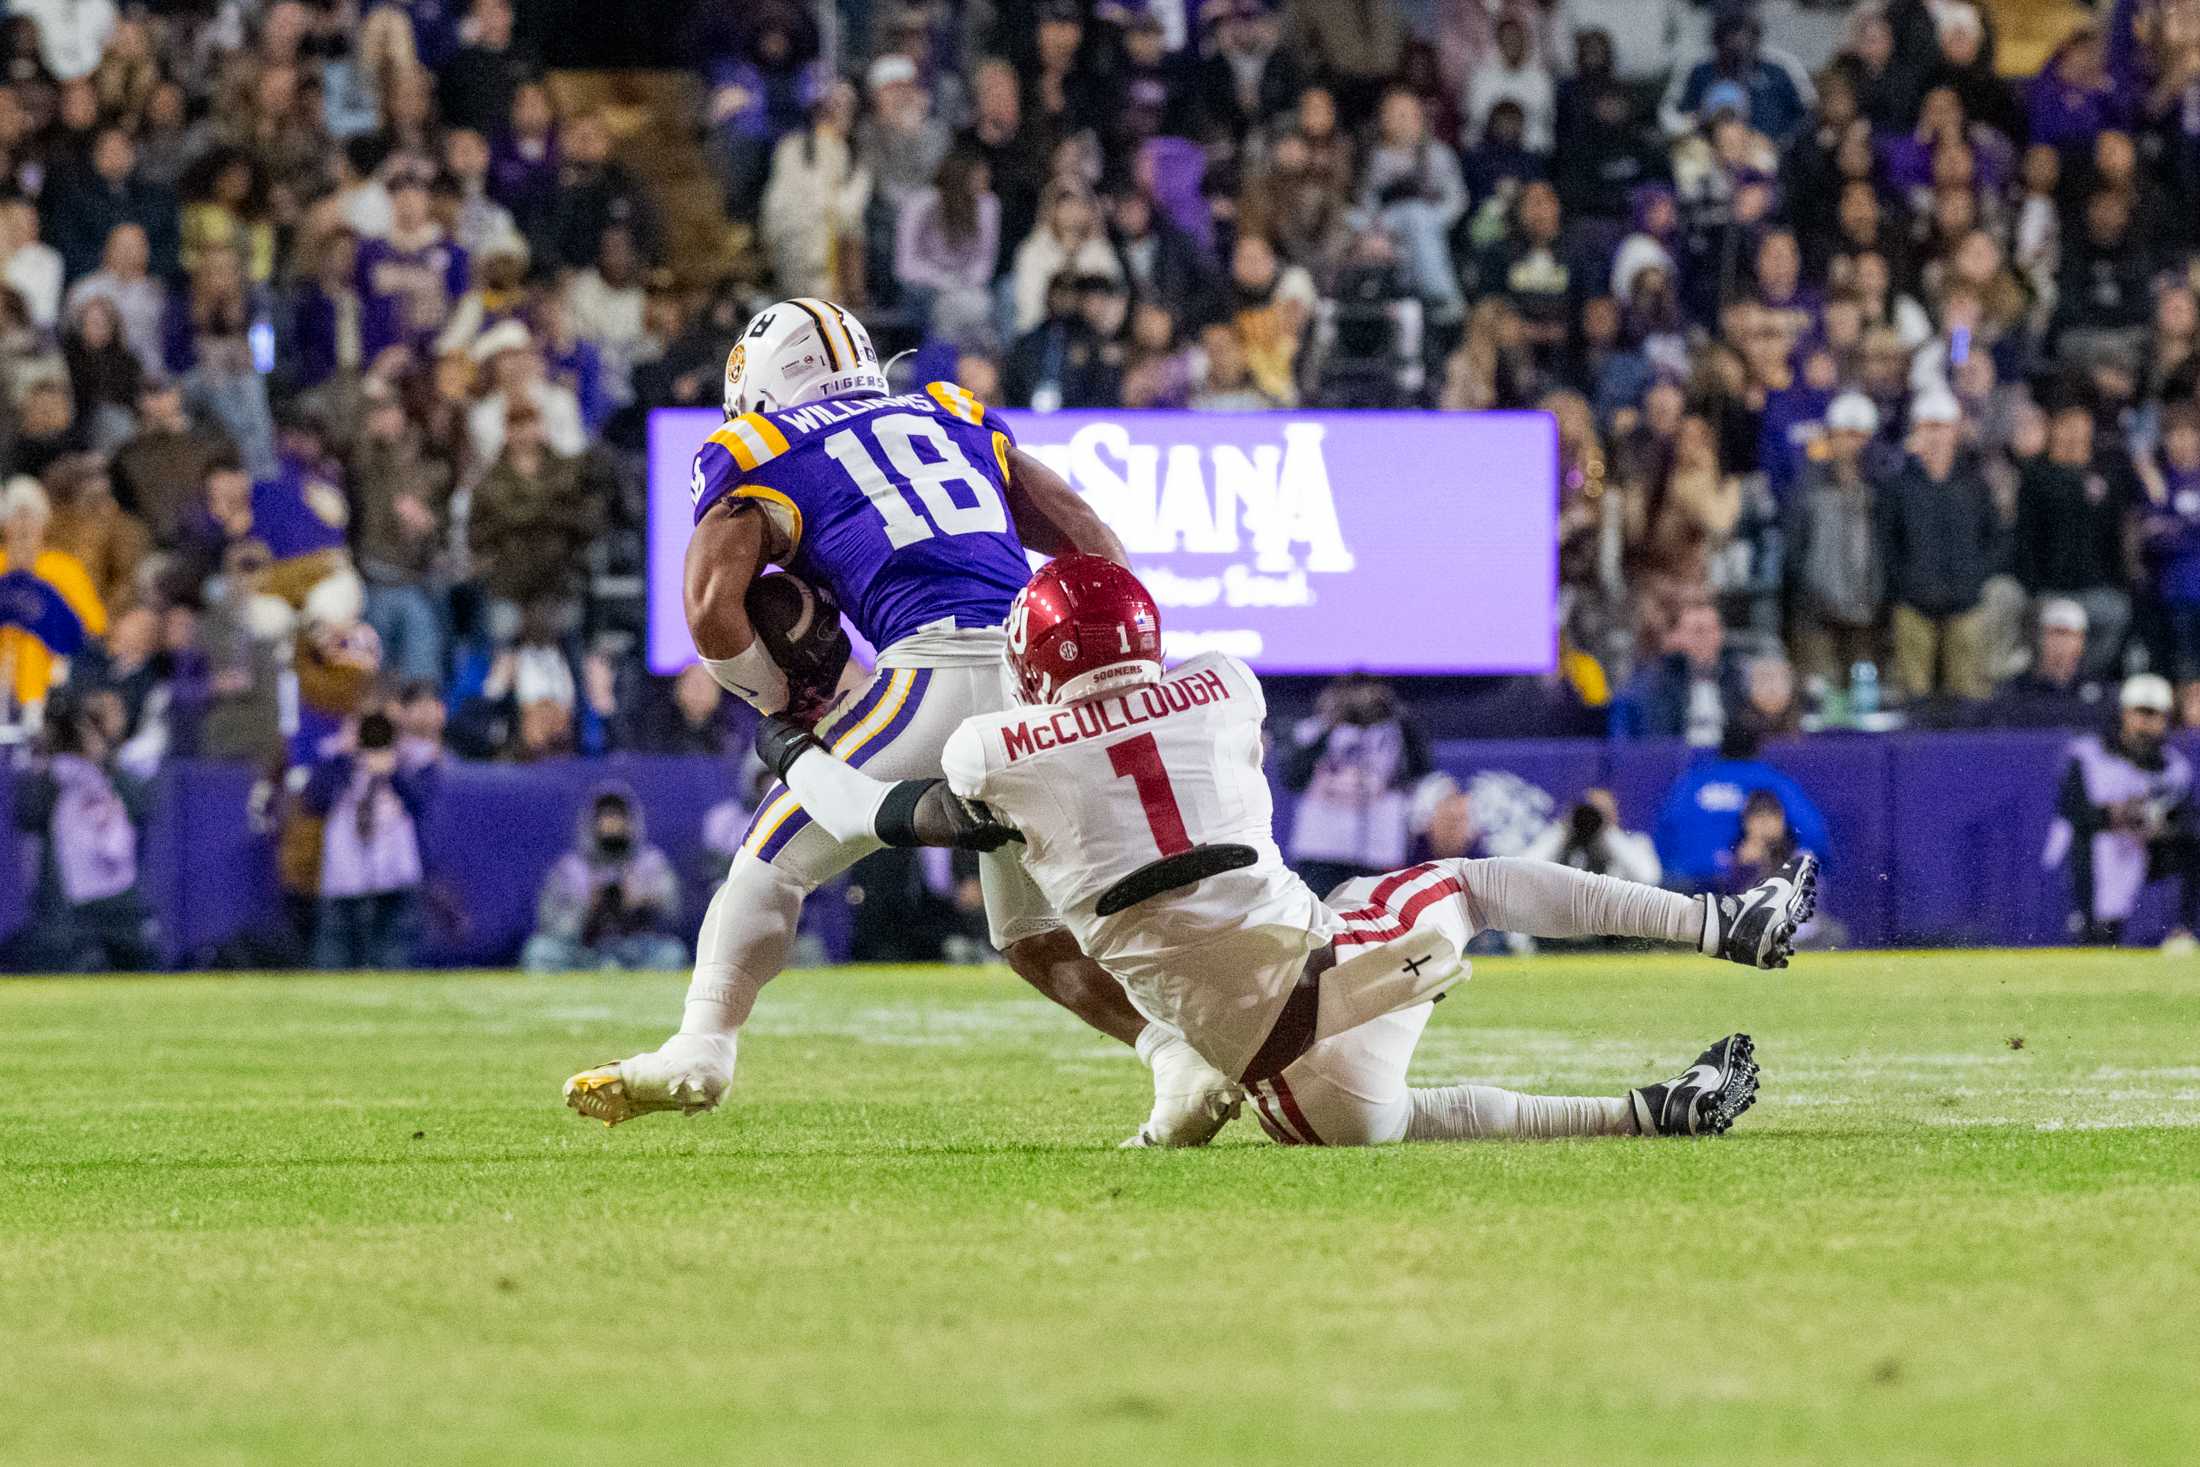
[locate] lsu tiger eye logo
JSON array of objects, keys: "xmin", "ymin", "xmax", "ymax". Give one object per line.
[{"xmin": 726, "ymin": 343, "xmax": 746, "ymax": 381}]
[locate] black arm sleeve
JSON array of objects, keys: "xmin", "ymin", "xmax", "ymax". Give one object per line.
[{"xmin": 874, "ymin": 779, "xmax": 1024, "ymax": 853}]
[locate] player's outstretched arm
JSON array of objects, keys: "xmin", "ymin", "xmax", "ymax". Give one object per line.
[
  {"xmin": 687, "ymin": 502, "xmax": 788, "ymax": 711},
  {"xmin": 1004, "ymin": 447, "xmax": 1126, "ymax": 565},
  {"xmin": 756, "ymin": 715, "xmax": 1021, "ymax": 852}
]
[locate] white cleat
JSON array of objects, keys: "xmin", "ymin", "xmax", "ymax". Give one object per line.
[
  {"xmin": 1118, "ymin": 1084, "xmax": 1241, "ymax": 1148},
  {"xmin": 563, "ymin": 1034, "xmax": 736, "ymax": 1128},
  {"xmin": 1122, "ymin": 1026, "xmax": 1242, "ymax": 1147}
]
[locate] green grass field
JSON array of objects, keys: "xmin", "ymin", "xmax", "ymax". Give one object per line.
[{"xmin": 6, "ymin": 952, "xmax": 2198, "ymax": 1466}]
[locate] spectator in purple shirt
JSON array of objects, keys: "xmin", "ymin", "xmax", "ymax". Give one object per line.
[
  {"xmin": 489, "ymin": 79, "xmax": 558, "ymax": 256},
  {"xmin": 356, "ymin": 169, "xmax": 469, "ymax": 361},
  {"xmin": 2027, "ymin": 27, "xmax": 2134, "ymax": 152},
  {"xmin": 2142, "ymin": 403, "xmax": 2200, "ymax": 688}
]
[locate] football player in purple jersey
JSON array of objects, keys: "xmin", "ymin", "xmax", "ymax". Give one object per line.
[{"xmin": 566, "ymin": 298, "xmax": 1241, "ymax": 1146}]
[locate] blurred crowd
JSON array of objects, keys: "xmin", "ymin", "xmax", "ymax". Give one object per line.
[
  {"xmin": 704, "ymin": 0, "xmax": 2200, "ymax": 738},
  {"xmin": 14, "ymin": 0, "xmax": 2200, "ymax": 965}
]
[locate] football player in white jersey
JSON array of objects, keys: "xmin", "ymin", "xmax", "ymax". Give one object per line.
[
  {"xmin": 752, "ymin": 556, "xmax": 1820, "ymax": 1146},
  {"xmin": 563, "ymin": 301, "xmax": 1238, "ymax": 1146}
]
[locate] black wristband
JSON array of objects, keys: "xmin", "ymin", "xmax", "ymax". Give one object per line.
[{"xmin": 754, "ymin": 714, "xmax": 824, "ymax": 783}]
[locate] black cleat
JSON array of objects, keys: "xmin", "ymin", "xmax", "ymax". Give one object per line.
[
  {"xmin": 1707, "ymin": 854, "xmax": 1818, "ymax": 970},
  {"xmin": 1628, "ymin": 1033, "xmax": 1760, "ymax": 1137}
]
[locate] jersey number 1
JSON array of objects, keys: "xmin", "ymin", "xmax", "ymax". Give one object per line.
[
  {"xmin": 821, "ymin": 413, "xmax": 1008, "ymax": 548},
  {"xmin": 1108, "ymin": 733, "xmax": 1192, "ymax": 857}
]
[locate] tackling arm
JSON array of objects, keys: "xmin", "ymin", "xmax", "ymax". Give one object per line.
[
  {"xmin": 755, "ymin": 715, "xmax": 1022, "ymax": 852},
  {"xmin": 1004, "ymin": 447, "xmax": 1127, "ymax": 565},
  {"xmin": 685, "ymin": 500, "xmax": 788, "ymax": 711}
]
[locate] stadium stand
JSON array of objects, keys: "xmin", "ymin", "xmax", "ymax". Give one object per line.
[{"xmin": 21, "ymin": 0, "xmax": 2200, "ymax": 965}]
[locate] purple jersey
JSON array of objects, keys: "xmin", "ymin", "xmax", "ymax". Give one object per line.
[
  {"xmin": 691, "ymin": 382, "xmax": 1034, "ymax": 651},
  {"xmin": 357, "ymin": 233, "xmax": 470, "ymax": 360}
]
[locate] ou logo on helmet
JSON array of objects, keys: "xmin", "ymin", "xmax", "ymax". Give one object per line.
[{"xmin": 1005, "ymin": 591, "xmax": 1031, "ymax": 653}]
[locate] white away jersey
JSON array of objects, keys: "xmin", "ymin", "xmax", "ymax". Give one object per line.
[{"xmin": 942, "ymin": 653, "xmax": 1337, "ymax": 1078}]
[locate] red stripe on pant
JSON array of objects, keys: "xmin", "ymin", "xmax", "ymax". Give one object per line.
[
  {"xmin": 1250, "ymin": 1087, "xmax": 1298, "ymax": 1144},
  {"xmin": 1272, "ymin": 1075, "xmax": 1323, "ymax": 1146},
  {"xmin": 1337, "ymin": 876, "xmax": 1466, "ymax": 948},
  {"xmin": 1334, "ymin": 863, "xmax": 1437, "ymax": 922},
  {"xmin": 1249, "ymin": 1086, "xmax": 1293, "ymax": 1143}
]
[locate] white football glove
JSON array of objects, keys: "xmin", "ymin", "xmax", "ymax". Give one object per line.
[{"xmin": 1122, "ymin": 1024, "xmax": 1242, "ymax": 1148}]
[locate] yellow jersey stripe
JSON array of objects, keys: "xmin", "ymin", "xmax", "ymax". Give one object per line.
[
  {"xmin": 742, "ymin": 790, "xmax": 803, "ymax": 855},
  {"xmin": 740, "ymin": 670, "xmax": 918, "ymax": 856},
  {"xmin": 729, "ymin": 484, "xmax": 805, "ymax": 559},
  {"xmin": 707, "ymin": 423, "xmax": 759, "ymax": 472},
  {"xmin": 740, "ymin": 412, "xmax": 791, "ymax": 458},
  {"xmin": 991, "ymin": 430, "xmax": 1012, "ymax": 484},
  {"xmin": 830, "ymin": 669, "xmax": 915, "ymax": 758},
  {"xmin": 927, "ymin": 381, "xmax": 984, "ymax": 425}
]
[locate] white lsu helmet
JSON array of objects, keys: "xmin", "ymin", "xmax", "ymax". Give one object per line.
[{"xmin": 725, "ymin": 298, "xmax": 888, "ymax": 417}]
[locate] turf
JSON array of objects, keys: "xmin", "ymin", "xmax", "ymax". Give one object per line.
[{"xmin": 4, "ymin": 952, "xmax": 2198, "ymax": 1467}]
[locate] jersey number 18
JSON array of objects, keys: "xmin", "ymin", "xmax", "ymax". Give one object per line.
[{"xmin": 821, "ymin": 413, "xmax": 1009, "ymax": 548}]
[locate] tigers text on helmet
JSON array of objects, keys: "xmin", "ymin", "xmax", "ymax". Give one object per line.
[
  {"xmin": 725, "ymin": 298, "xmax": 888, "ymax": 417},
  {"xmin": 1006, "ymin": 554, "xmax": 1163, "ymax": 706}
]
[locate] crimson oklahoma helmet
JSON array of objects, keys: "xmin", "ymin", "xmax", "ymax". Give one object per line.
[{"xmin": 1005, "ymin": 554, "xmax": 1163, "ymax": 705}]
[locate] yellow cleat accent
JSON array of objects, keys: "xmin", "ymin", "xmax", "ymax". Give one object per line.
[{"xmin": 564, "ymin": 1066, "xmax": 635, "ymax": 1127}]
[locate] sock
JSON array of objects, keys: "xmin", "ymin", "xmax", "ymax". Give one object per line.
[
  {"xmin": 1459, "ymin": 857, "xmax": 1706, "ymax": 946},
  {"xmin": 676, "ymin": 856, "xmax": 808, "ymax": 1036},
  {"xmin": 1404, "ymin": 1084, "xmax": 1640, "ymax": 1141}
]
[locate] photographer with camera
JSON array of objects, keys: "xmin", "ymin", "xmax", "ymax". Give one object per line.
[
  {"xmin": 2045, "ymin": 675, "xmax": 2200, "ymax": 948},
  {"xmin": 300, "ymin": 705, "xmax": 438, "ymax": 970},
  {"xmin": 8, "ymin": 687, "xmax": 159, "ymax": 971},
  {"xmin": 1522, "ymin": 788, "xmax": 1663, "ymax": 887},
  {"xmin": 1281, "ymin": 672, "xmax": 1432, "ymax": 898},
  {"xmin": 523, "ymin": 784, "xmax": 688, "ymax": 974}
]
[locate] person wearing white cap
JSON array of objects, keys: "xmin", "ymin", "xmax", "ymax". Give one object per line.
[
  {"xmin": 1987, "ymin": 598, "xmax": 2108, "ymax": 729},
  {"xmin": 858, "ymin": 49, "xmax": 948, "ymax": 225},
  {"xmin": 0, "ymin": 474, "xmax": 108, "ymax": 716},
  {"xmin": 2045, "ymin": 672, "xmax": 2200, "ymax": 948},
  {"xmin": 463, "ymin": 316, "xmax": 586, "ymax": 466},
  {"xmin": 1786, "ymin": 391, "xmax": 1885, "ymax": 686},
  {"xmin": 1878, "ymin": 384, "xmax": 2000, "ymax": 700}
]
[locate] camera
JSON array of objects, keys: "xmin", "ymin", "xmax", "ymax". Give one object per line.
[{"xmin": 358, "ymin": 712, "xmax": 397, "ymax": 751}]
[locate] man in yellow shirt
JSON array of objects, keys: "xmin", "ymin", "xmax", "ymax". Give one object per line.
[{"xmin": 0, "ymin": 475, "xmax": 107, "ymax": 716}]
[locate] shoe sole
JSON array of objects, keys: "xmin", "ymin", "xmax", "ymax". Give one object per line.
[
  {"xmin": 1764, "ymin": 857, "xmax": 1821, "ymax": 969},
  {"xmin": 565, "ymin": 1069, "xmax": 641, "ymax": 1128},
  {"xmin": 566, "ymin": 1067, "xmax": 725, "ymax": 1127},
  {"xmin": 1693, "ymin": 1033, "xmax": 1759, "ymax": 1136}
]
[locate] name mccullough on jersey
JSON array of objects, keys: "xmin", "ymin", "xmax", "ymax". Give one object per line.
[{"xmin": 997, "ymin": 665, "xmax": 1234, "ymax": 762}]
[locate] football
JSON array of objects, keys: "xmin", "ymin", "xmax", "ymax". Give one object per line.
[{"xmin": 745, "ymin": 570, "xmax": 852, "ymax": 715}]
